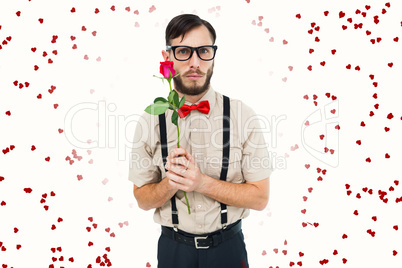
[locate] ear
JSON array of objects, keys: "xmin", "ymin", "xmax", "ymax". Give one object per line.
[{"xmin": 161, "ymin": 50, "xmax": 170, "ymax": 61}]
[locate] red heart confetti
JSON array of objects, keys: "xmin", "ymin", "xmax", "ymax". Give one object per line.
[
  {"xmin": 342, "ymin": 234, "xmax": 348, "ymax": 239},
  {"xmin": 24, "ymin": 188, "xmax": 32, "ymax": 193},
  {"xmin": 147, "ymin": 5, "xmax": 157, "ymax": 14}
]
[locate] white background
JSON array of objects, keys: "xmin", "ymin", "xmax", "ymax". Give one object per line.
[{"xmin": 0, "ymin": 0, "xmax": 401, "ymax": 267}]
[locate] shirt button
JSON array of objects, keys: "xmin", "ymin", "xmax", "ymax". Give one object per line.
[
  {"xmin": 197, "ymin": 204, "xmax": 202, "ymax": 209},
  {"xmin": 193, "ymin": 128, "xmax": 197, "ymax": 132},
  {"xmin": 198, "ymin": 225, "xmax": 202, "ymax": 229}
]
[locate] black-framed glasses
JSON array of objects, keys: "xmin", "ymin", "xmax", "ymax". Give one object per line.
[{"xmin": 166, "ymin": 45, "xmax": 218, "ymax": 61}]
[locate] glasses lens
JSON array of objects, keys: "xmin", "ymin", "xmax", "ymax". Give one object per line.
[
  {"xmin": 197, "ymin": 46, "xmax": 215, "ymax": 60},
  {"xmin": 175, "ymin": 47, "xmax": 192, "ymax": 60}
]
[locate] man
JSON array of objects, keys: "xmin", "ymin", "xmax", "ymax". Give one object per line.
[{"xmin": 129, "ymin": 14, "xmax": 273, "ymax": 268}]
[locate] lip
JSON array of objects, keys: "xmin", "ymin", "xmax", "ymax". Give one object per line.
[{"xmin": 186, "ymin": 75, "xmax": 202, "ymax": 80}]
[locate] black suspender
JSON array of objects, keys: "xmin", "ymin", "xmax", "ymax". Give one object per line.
[
  {"xmin": 220, "ymin": 95, "xmax": 230, "ymax": 227},
  {"xmin": 158, "ymin": 95, "xmax": 231, "ymax": 230},
  {"xmin": 158, "ymin": 113, "xmax": 179, "ymax": 229}
]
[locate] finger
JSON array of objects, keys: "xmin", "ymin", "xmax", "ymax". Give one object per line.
[
  {"xmin": 185, "ymin": 152, "xmax": 196, "ymax": 170},
  {"xmin": 168, "ymin": 178, "xmax": 189, "ymax": 192},
  {"xmin": 166, "ymin": 171, "xmax": 186, "ymax": 185},
  {"xmin": 165, "ymin": 161, "xmax": 184, "ymax": 171},
  {"xmin": 169, "ymin": 147, "xmax": 187, "ymax": 158},
  {"xmin": 166, "ymin": 164, "xmax": 187, "ymax": 176},
  {"xmin": 169, "ymin": 156, "xmax": 189, "ymax": 168}
]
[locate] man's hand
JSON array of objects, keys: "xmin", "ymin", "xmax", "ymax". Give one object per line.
[
  {"xmin": 165, "ymin": 146, "xmax": 270, "ymax": 211},
  {"xmin": 165, "ymin": 146, "xmax": 206, "ymax": 192}
]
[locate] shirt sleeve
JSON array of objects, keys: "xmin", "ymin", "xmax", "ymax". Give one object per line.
[
  {"xmin": 240, "ymin": 103, "xmax": 273, "ymax": 182},
  {"xmin": 128, "ymin": 112, "xmax": 161, "ymax": 188}
]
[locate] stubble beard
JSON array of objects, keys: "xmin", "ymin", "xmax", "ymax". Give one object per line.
[{"xmin": 173, "ymin": 63, "xmax": 214, "ymax": 96}]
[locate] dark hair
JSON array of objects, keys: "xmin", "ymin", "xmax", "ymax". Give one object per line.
[{"xmin": 165, "ymin": 14, "xmax": 216, "ymax": 46}]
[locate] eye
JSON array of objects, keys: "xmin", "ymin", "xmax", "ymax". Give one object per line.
[
  {"xmin": 177, "ymin": 47, "xmax": 190, "ymax": 55},
  {"xmin": 199, "ymin": 48, "xmax": 209, "ymax": 54}
]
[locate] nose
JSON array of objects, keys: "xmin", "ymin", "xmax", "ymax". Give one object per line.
[{"xmin": 188, "ymin": 49, "xmax": 201, "ymax": 69}]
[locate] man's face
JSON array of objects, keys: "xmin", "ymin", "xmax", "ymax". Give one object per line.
[{"xmin": 163, "ymin": 25, "xmax": 215, "ymax": 96}]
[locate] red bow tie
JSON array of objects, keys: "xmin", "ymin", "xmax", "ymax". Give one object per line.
[{"xmin": 178, "ymin": 100, "xmax": 210, "ymax": 118}]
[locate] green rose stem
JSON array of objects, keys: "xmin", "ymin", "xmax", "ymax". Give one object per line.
[
  {"xmin": 147, "ymin": 64, "xmax": 191, "ymax": 215},
  {"xmin": 167, "ymin": 79, "xmax": 191, "ymax": 215}
]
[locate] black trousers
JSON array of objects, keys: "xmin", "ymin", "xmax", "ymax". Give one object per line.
[{"xmin": 157, "ymin": 225, "xmax": 249, "ymax": 268}]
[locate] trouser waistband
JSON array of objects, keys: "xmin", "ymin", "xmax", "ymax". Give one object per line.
[{"xmin": 161, "ymin": 220, "xmax": 242, "ymax": 249}]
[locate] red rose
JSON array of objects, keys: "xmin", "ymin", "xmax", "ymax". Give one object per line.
[{"xmin": 160, "ymin": 61, "xmax": 175, "ymax": 79}]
